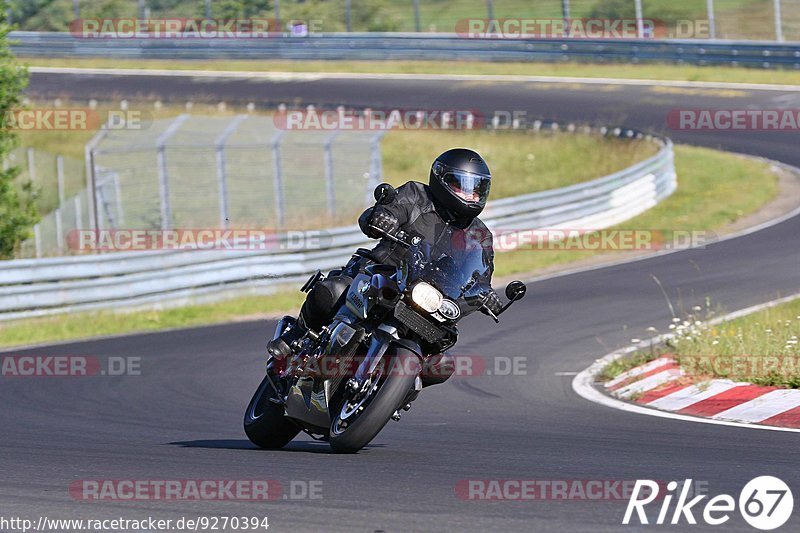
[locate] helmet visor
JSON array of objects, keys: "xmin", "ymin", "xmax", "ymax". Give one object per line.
[{"xmin": 442, "ymin": 170, "xmax": 491, "ymax": 204}]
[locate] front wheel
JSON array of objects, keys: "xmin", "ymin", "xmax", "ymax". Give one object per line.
[
  {"xmin": 244, "ymin": 373, "xmax": 300, "ymax": 449},
  {"xmin": 329, "ymin": 347, "xmax": 420, "ymax": 454}
]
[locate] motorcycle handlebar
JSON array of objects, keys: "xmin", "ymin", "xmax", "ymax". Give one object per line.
[{"xmin": 368, "ymin": 224, "xmax": 418, "ymax": 248}]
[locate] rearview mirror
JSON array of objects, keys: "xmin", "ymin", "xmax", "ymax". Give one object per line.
[
  {"xmin": 505, "ymin": 280, "xmax": 527, "ymax": 302},
  {"xmin": 374, "ymin": 183, "xmax": 397, "ymax": 205}
]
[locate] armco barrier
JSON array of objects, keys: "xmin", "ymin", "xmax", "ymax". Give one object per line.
[
  {"xmin": 10, "ymin": 31, "xmax": 800, "ymax": 68},
  {"xmin": 0, "ymin": 134, "xmax": 676, "ymax": 321}
]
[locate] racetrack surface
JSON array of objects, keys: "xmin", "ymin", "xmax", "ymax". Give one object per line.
[{"xmin": 3, "ymin": 73, "xmax": 800, "ymax": 532}]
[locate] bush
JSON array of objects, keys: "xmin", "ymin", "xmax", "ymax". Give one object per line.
[{"xmin": 0, "ymin": 5, "xmax": 37, "ymax": 259}]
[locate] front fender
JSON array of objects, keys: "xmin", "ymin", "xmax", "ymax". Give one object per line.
[{"xmin": 354, "ymin": 326, "xmax": 424, "ymax": 383}]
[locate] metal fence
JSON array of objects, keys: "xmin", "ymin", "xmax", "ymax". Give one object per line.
[
  {"xmin": 3, "ymin": 147, "xmax": 85, "ymax": 215},
  {"xmin": 7, "ymin": 0, "xmax": 800, "ymax": 41},
  {"xmin": 20, "ymin": 113, "xmax": 383, "ymax": 258},
  {"xmin": 12, "ymin": 31, "xmax": 800, "ymax": 68},
  {"xmin": 0, "ymin": 129, "xmax": 676, "ymax": 321}
]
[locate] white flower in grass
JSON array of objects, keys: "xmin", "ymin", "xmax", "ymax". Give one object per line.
[
  {"xmin": 712, "ymin": 340, "xmax": 719, "ymax": 346},
  {"xmin": 692, "ymin": 305, "xmax": 702, "ymax": 312},
  {"xmin": 669, "ymin": 324, "xmax": 677, "ymax": 330},
  {"xmin": 765, "ymin": 329, "xmax": 773, "ymax": 334},
  {"xmin": 646, "ymin": 326, "xmax": 658, "ymax": 333},
  {"xmin": 631, "ymin": 338, "xmax": 641, "ymax": 344},
  {"xmin": 672, "ymin": 317, "xmax": 681, "ymax": 323}
]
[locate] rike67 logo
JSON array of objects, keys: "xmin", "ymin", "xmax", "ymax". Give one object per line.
[{"xmin": 624, "ymin": 477, "xmax": 793, "ymax": 530}]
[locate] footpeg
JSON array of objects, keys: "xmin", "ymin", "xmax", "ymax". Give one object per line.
[
  {"xmin": 266, "ymin": 337, "xmax": 293, "ymax": 360},
  {"xmin": 391, "ymin": 410, "xmax": 402, "ymax": 421},
  {"xmin": 267, "ymin": 322, "xmax": 305, "ymax": 360}
]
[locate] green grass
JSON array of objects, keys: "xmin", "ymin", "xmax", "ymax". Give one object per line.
[
  {"xmin": 17, "ymin": 108, "xmax": 658, "ymax": 221},
  {"xmin": 601, "ymin": 297, "xmax": 800, "ymax": 388},
  {"xmin": 0, "ymin": 143, "xmax": 780, "ymax": 349},
  {"xmin": 666, "ymin": 298, "xmax": 800, "ymax": 388},
  {"xmin": 0, "ymin": 290, "xmax": 306, "ymax": 349},
  {"xmin": 382, "ymin": 129, "xmax": 659, "ymax": 196},
  {"xmin": 24, "ymin": 57, "xmax": 800, "ymax": 86},
  {"xmin": 599, "ymin": 350, "xmax": 658, "ymax": 382},
  {"xmin": 491, "ymin": 144, "xmax": 779, "ymax": 277},
  {"xmin": 13, "ymin": 0, "xmax": 800, "ymax": 40}
]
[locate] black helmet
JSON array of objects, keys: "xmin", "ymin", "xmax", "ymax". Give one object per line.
[{"xmin": 429, "ymin": 148, "xmax": 492, "ymax": 221}]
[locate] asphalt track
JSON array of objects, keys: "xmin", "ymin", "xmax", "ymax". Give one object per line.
[{"xmin": 3, "ymin": 72, "xmax": 800, "ymax": 532}]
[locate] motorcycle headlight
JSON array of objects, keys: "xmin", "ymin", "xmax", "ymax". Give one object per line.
[
  {"xmin": 411, "ymin": 282, "xmax": 443, "ymax": 313},
  {"xmin": 438, "ymin": 299, "xmax": 461, "ymax": 320}
]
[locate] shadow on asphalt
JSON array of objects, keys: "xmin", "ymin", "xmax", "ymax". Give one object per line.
[{"xmin": 166, "ymin": 439, "xmax": 385, "ymax": 454}]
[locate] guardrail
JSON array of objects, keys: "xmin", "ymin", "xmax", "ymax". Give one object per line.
[
  {"xmin": 10, "ymin": 31, "xmax": 800, "ymax": 68},
  {"xmin": 0, "ymin": 131, "xmax": 676, "ymax": 321}
]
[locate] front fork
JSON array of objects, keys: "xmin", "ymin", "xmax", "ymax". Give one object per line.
[{"xmin": 346, "ymin": 324, "xmax": 423, "ymax": 407}]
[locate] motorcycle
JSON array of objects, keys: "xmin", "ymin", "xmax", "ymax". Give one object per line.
[{"xmin": 244, "ymin": 183, "xmax": 527, "ymax": 453}]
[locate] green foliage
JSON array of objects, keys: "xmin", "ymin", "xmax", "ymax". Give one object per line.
[
  {"xmin": 0, "ymin": 4, "xmax": 36, "ymax": 259},
  {"xmin": 212, "ymin": 0, "xmax": 271, "ymax": 19}
]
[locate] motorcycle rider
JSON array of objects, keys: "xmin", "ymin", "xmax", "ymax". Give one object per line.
[{"xmin": 267, "ymin": 148, "xmax": 503, "ymax": 378}]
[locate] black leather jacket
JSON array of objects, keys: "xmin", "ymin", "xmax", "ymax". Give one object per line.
[{"xmin": 357, "ymin": 181, "xmax": 495, "ymax": 291}]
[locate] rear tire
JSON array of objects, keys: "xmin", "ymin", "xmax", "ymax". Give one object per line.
[
  {"xmin": 244, "ymin": 374, "xmax": 300, "ymax": 449},
  {"xmin": 329, "ymin": 347, "xmax": 420, "ymax": 454}
]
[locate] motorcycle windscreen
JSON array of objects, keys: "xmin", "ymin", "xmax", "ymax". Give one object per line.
[{"xmin": 402, "ymin": 228, "xmax": 491, "ymax": 300}]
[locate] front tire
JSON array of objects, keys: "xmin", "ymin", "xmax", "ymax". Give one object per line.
[
  {"xmin": 244, "ymin": 373, "xmax": 300, "ymax": 449},
  {"xmin": 329, "ymin": 347, "xmax": 420, "ymax": 454}
]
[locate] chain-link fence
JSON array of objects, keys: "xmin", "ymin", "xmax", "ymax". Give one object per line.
[
  {"xmin": 7, "ymin": 0, "xmax": 799, "ymax": 41},
  {"xmin": 5, "ymin": 147, "xmax": 85, "ymax": 215},
  {"xmin": 20, "ymin": 113, "xmax": 383, "ymax": 258}
]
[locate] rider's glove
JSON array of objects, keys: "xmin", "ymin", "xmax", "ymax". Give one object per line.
[
  {"xmin": 368, "ymin": 210, "xmax": 400, "ymax": 239},
  {"xmin": 481, "ymin": 290, "xmax": 504, "ymax": 316}
]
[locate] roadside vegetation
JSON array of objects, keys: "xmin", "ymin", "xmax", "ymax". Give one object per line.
[
  {"xmin": 0, "ymin": 291, "xmax": 307, "ymax": 349},
  {"xmin": 382, "ymin": 128, "xmax": 658, "ymax": 197},
  {"xmin": 16, "ymin": 102, "xmax": 658, "ymax": 216},
  {"xmin": 9, "ymin": 0, "xmax": 799, "ymax": 41},
  {"xmin": 0, "ymin": 140, "xmax": 781, "ymax": 348},
  {"xmin": 601, "ymin": 297, "xmax": 800, "ymax": 389},
  {"xmin": 0, "ymin": 5, "xmax": 36, "ymax": 259},
  {"xmin": 25, "ymin": 57, "xmax": 800, "ymax": 87},
  {"xmin": 492, "ymin": 144, "xmax": 778, "ymax": 277}
]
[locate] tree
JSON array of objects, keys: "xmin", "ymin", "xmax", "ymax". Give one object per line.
[{"xmin": 0, "ymin": 3, "xmax": 36, "ymax": 259}]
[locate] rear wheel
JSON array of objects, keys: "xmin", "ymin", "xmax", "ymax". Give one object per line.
[
  {"xmin": 329, "ymin": 347, "xmax": 420, "ymax": 454},
  {"xmin": 243, "ymin": 373, "xmax": 300, "ymax": 449}
]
